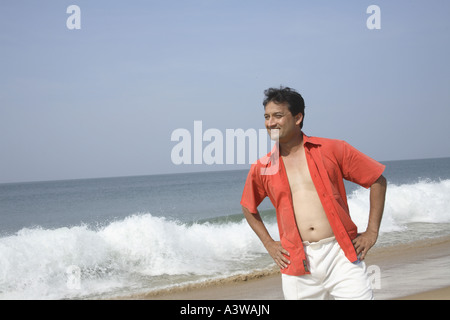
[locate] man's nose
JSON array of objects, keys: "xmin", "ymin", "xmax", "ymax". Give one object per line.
[{"xmin": 267, "ymin": 117, "xmax": 277, "ymax": 128}]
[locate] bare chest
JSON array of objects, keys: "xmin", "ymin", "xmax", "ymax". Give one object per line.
[{"xmin": 282, "ymin": 150, "xmax": 315, "ymax": 193}]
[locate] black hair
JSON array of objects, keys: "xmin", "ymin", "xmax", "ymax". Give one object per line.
[{"xmin": 263, "ymin": 86, "xmax": 305, "ymax": 129}]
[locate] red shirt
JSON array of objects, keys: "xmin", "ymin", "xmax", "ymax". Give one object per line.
[{"xmin": 240, "ymin": 133, "xmax": 385, "ymax": 276}]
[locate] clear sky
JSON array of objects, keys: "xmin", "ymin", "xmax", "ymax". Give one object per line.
[{"xmin": 1, "ymin": 0, "xmax": 449, "ymax": 183}]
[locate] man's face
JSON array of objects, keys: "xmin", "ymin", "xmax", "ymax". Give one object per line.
[{"xmin": 264, "ymin": 101, "xmax": 303, "ymax": 143}]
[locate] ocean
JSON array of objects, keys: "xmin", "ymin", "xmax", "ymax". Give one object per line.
[{"xmin": 1, "ymin": 157, "xmax": 450, "ymax": 300}]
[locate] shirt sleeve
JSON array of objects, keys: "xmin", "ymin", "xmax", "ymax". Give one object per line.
[
  {"xmin": 240, "ymin": 164, "xmax": 267, "ymax": 213},
  {"xmin": 341, "ymin": 141, "xmax": 386, "ymax": 188}
]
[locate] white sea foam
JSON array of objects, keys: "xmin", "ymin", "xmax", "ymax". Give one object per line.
[
  {"xmin": 0, "ymin": 214, "xmax": 275, "ymax": 299},
  {"xmin": 1, "ymin": 179, "xmax": 449, "ymax": 299},
  {"xmin": 349, "ymin": 179, "xmax": 450, "ymax": 233}
]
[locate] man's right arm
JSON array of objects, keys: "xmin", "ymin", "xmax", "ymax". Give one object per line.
[{"xmin": 242, "ymin": 205, "xmax": 290, "ymax": 269}]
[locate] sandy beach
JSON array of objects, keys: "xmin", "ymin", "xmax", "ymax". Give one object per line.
[{"xmin": 129, "ymin": 235, "xmax": 450, "ymax": 300}]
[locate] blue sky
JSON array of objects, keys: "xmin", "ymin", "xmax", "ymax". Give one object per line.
[{"xmin": 1, "ymin": 0, "xmax": 449, "ymax": 183}]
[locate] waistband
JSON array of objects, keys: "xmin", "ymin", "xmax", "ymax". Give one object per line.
[{"xmin": 302, "ymin": 236, "xmax": 336, "ymax": 248}]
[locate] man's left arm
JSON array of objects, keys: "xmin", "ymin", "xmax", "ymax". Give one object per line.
[{"xmin": 352, "ymin": 175, "xmax": 387, "ymax": 260}]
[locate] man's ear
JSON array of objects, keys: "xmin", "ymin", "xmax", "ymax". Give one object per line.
[{"xmin": 295, "ymin": 113, "xmax": 303, "ymax": 127}]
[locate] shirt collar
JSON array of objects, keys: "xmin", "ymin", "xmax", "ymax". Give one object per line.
[{"xmin": 302, "ymin": 132, "xmax": 321, "ymax": 147}]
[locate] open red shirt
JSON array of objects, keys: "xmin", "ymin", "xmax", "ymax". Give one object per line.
[{"xmin": 240, "ymin": 133, "xmax": 385, "ymax": 276}]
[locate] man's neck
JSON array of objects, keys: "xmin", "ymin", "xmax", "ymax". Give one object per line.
[{"xmin": 280, "ymin": 132, "xmax": 304, "ymax": 157}]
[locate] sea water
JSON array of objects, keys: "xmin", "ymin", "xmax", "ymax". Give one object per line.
[{"xmin": 1, "ymin": 157, "xmax": 450, "ymax": 299}]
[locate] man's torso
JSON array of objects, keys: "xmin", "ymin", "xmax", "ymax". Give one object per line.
[{"xmin": 282, "ymin": 144, "xmax": 334, "ymax": 242}]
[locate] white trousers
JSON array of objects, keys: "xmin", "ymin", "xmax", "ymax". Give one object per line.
[{"xmin": 282, "ymin": 237, "xmax": 373, "ymax": 300}]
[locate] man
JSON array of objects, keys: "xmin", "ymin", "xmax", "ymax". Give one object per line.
[{"xmin": 240, "ymin": 87, "xmax": 387, "ymax": 300}]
